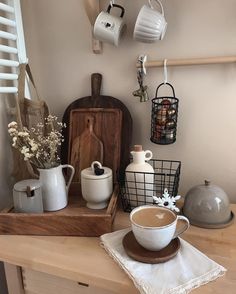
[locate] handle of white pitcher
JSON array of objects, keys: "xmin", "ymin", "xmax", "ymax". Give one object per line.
[
  {"xmin": 144, "ymin": 150, "xmax": 153, "ymax": 161},
  {"xmin": 148, "ymin": 0, "xmax": 164, "ymax": 16},
  {"xmin": 172, "ymin": 215, "xmax": 190, "ymax": 239},
  {"xmin": 61, "ymin": 164, "xmax": 75, "ymax": 192}
]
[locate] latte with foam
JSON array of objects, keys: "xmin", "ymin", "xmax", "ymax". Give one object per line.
[{"xmin": 131, "ymin": 206, "xmax": 175, "ymax": 227}]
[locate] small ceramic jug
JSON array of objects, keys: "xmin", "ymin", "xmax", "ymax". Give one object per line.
[
  {"xmin": 125, "ymin": 145, "xmax": 154, "ymax": 208},
  {"xmin": 38, "ymin": 164, "xmax": 75, "ymax": 211}
]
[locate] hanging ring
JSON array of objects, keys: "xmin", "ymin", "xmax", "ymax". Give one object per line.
[
  {"xmin": 110, "ymin": 0, "xmax": 115, "ymax": 7},
  {"xmin": 138, "ymin": 54, "xmax": 147, "ymax": 75},
  {"xmin": 164, "ymin": 59, "xmax": 168, "ymax": 84}
]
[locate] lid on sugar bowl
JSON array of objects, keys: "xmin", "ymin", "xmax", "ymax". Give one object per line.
[
  {"xmin": 81, "ymin": 161, "xmax": 112, "ymax": 180},
  {"xmin": 14, "ymin": 179, "xmax": 41, "ymax": 192}
]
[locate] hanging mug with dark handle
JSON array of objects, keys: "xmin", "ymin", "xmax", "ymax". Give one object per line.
[{"xmin": 93, "ymin": 4, "xmax": 126, "ymax": 46}]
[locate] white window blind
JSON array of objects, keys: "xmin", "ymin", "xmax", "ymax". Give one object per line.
[{"xmin": 0, "ymin": 0, "xmax": 28, "ymax": 94}]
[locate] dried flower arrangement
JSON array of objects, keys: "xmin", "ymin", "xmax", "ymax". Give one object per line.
[
  {"xmin": 8, "ymin": 115, "xmax": 66, "ymax": 169},
  {"xmin": 153, "ymin": 188, "xmax": 181, "ymax": 212}
]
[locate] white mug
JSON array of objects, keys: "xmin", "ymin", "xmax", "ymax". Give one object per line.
[
  {"xmin": 130, "ymin": 205, "xmax": 189, "ymax": 251},
  {"xmin": 93, "ymin": 4, "xmax": 126, "ymax": 46},
  {"xmin": 133, "ymin": 0, "xmax": 167, "ymax": 43}
]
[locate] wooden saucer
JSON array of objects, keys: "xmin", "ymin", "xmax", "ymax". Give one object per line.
[{"xmin": 122, "ymin": 231, "xmax": 180, "ymax": 264}]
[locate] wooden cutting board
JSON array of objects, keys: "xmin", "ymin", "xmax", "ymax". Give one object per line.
[
  {"xmin": 61, "ymin": 73, "xmax": 132, "ymax": 183},
  {"xmin": 69, "ymin": 108, "xmax": 122, "ymax": 182},
  {"xmin": 70, "ymin": 114, "xmax": 104, "ymax": 181}
]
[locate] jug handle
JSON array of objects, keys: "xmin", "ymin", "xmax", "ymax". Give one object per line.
[
  {"xmin": 61, "ymin": 164, "xmax": 75, "ymax": 193},
  {"xmin": 144, "ymin": 150, "xmax": 153, "ymax": 161},
  {"xmin": 148, "ymin": 0, "xmax": 164, "ymax": 16}
]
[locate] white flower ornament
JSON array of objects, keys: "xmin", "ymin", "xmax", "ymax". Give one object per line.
[{"xmin": 153, "ymin": 188, "xmax": 181, "ymax": 212}]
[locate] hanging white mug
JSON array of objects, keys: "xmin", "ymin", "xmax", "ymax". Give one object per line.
[
  {"xmin": 93, "ymin": 4, "xmax": 126, "ymax": 46},
  {"xmin": 133, "ymin": 0, "xmax": 167, "ymax": 43}
]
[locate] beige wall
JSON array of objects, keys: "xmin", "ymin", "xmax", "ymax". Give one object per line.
[{"xmin": 21, "ymin": 0, "xmax": 236, "ymax": 201}]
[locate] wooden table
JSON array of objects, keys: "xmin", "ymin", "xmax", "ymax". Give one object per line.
[{"xmin": 0, "ymin": 206, "xmax": 235, "ymax": 294}]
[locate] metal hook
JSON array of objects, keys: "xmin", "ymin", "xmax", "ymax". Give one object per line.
[
  {"xmin": 138, "ymin": 54, "xmax": 147, "ymax": 76},
  {"xmin": 133, "ymin": 55, "xmax": 149, "ymax": 102},
  {"xmin": 110, "ymin": 0, "xmax": 115, "ymax": 7},
  {"xmin": 163, "ymin": 59, "xmax": 168, "ymax": 84}
]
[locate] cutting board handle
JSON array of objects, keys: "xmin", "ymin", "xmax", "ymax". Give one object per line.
[{"xmin": 91, "ymin": 73, "xmax": 102, "ymax": 97}]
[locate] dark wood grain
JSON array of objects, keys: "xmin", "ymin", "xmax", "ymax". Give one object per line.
[
  {"xmin": 70, "ymin": 114, "xmax": 104, "ymax": 182},
  {"xmin": 68, "ymin": 108, "xmax": 122, "ymax": 183},
  {"xmin": 61, "ymin": 73, "xmax": 132, "ymax": 182},
  {"xmin": 122, "ymin": 231, "xmax": 180, "ymax": 263}
]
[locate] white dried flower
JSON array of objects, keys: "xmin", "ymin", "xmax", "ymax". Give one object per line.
[
  {"xmin": 7, "ymin": 116, "xmax": 66, "ymax": 169},
  {"xmin": 21, "ymin": 146, "xmax": 29, "ymax": 155},
  {"xmin": 18, "ymin": 131, "xmax": 29, "ymax": 137},
  {"xmin": 8, "ymin": 121, "xmax": 17, "ymax": 128},
  {"xmin": 12, "ymin": 136, "xmax": 17, "ymax": 147},
  {"xmin": 8, "ymin": 128, "xmax": 17, "ymax": 135},
  {"xmin": 31, "ymin": 144, "xmax": 38, "ymax": 152}
]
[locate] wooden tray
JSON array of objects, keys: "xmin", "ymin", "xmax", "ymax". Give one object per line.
[{"xmin": 0, "ymin": 184, "xmax": 118, "ymax": 236}]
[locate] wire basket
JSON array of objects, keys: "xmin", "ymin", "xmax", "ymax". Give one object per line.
[
  {"xmin": 119, "ymin": 159, "xmax": 181, "ymax": 212},
  {"xmin": 150, "ymin": 83, "xmax": 179, "ymax": 145}
]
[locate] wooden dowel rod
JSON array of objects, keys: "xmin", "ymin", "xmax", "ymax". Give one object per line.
[
  {"xmin": 136, "ymin": 56, "xmax": 236, "ymax": 68},
  {"xmin": 83, "ymin": 0, "xmax": 102, "ymax": 54}
]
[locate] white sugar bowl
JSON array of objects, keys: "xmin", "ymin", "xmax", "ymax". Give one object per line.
[{"xmin": 81, "ymin": 161, "xmax": 113, "ymax": 209}]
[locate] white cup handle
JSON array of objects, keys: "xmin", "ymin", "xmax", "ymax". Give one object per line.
[
  {"xmin": 144, "ymin": 150, "xmax": 153, "ymax": 161},
  {"xmin": 172, "ymin": 215, "xmax": 190, "ymax": 239},
  {"xmin": 148, "ymin": 0, "xmax": 164, "ymax": 16}
]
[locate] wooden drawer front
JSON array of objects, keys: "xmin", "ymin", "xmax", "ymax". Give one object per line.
[{"xmin": 22, "ymin": 268, "xmax": 113, "ymax": 294}]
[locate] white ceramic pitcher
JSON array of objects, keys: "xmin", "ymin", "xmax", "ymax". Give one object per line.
[{"xmin": 38, "ymin": 164, "xmax": 75, "ymax": 211}]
